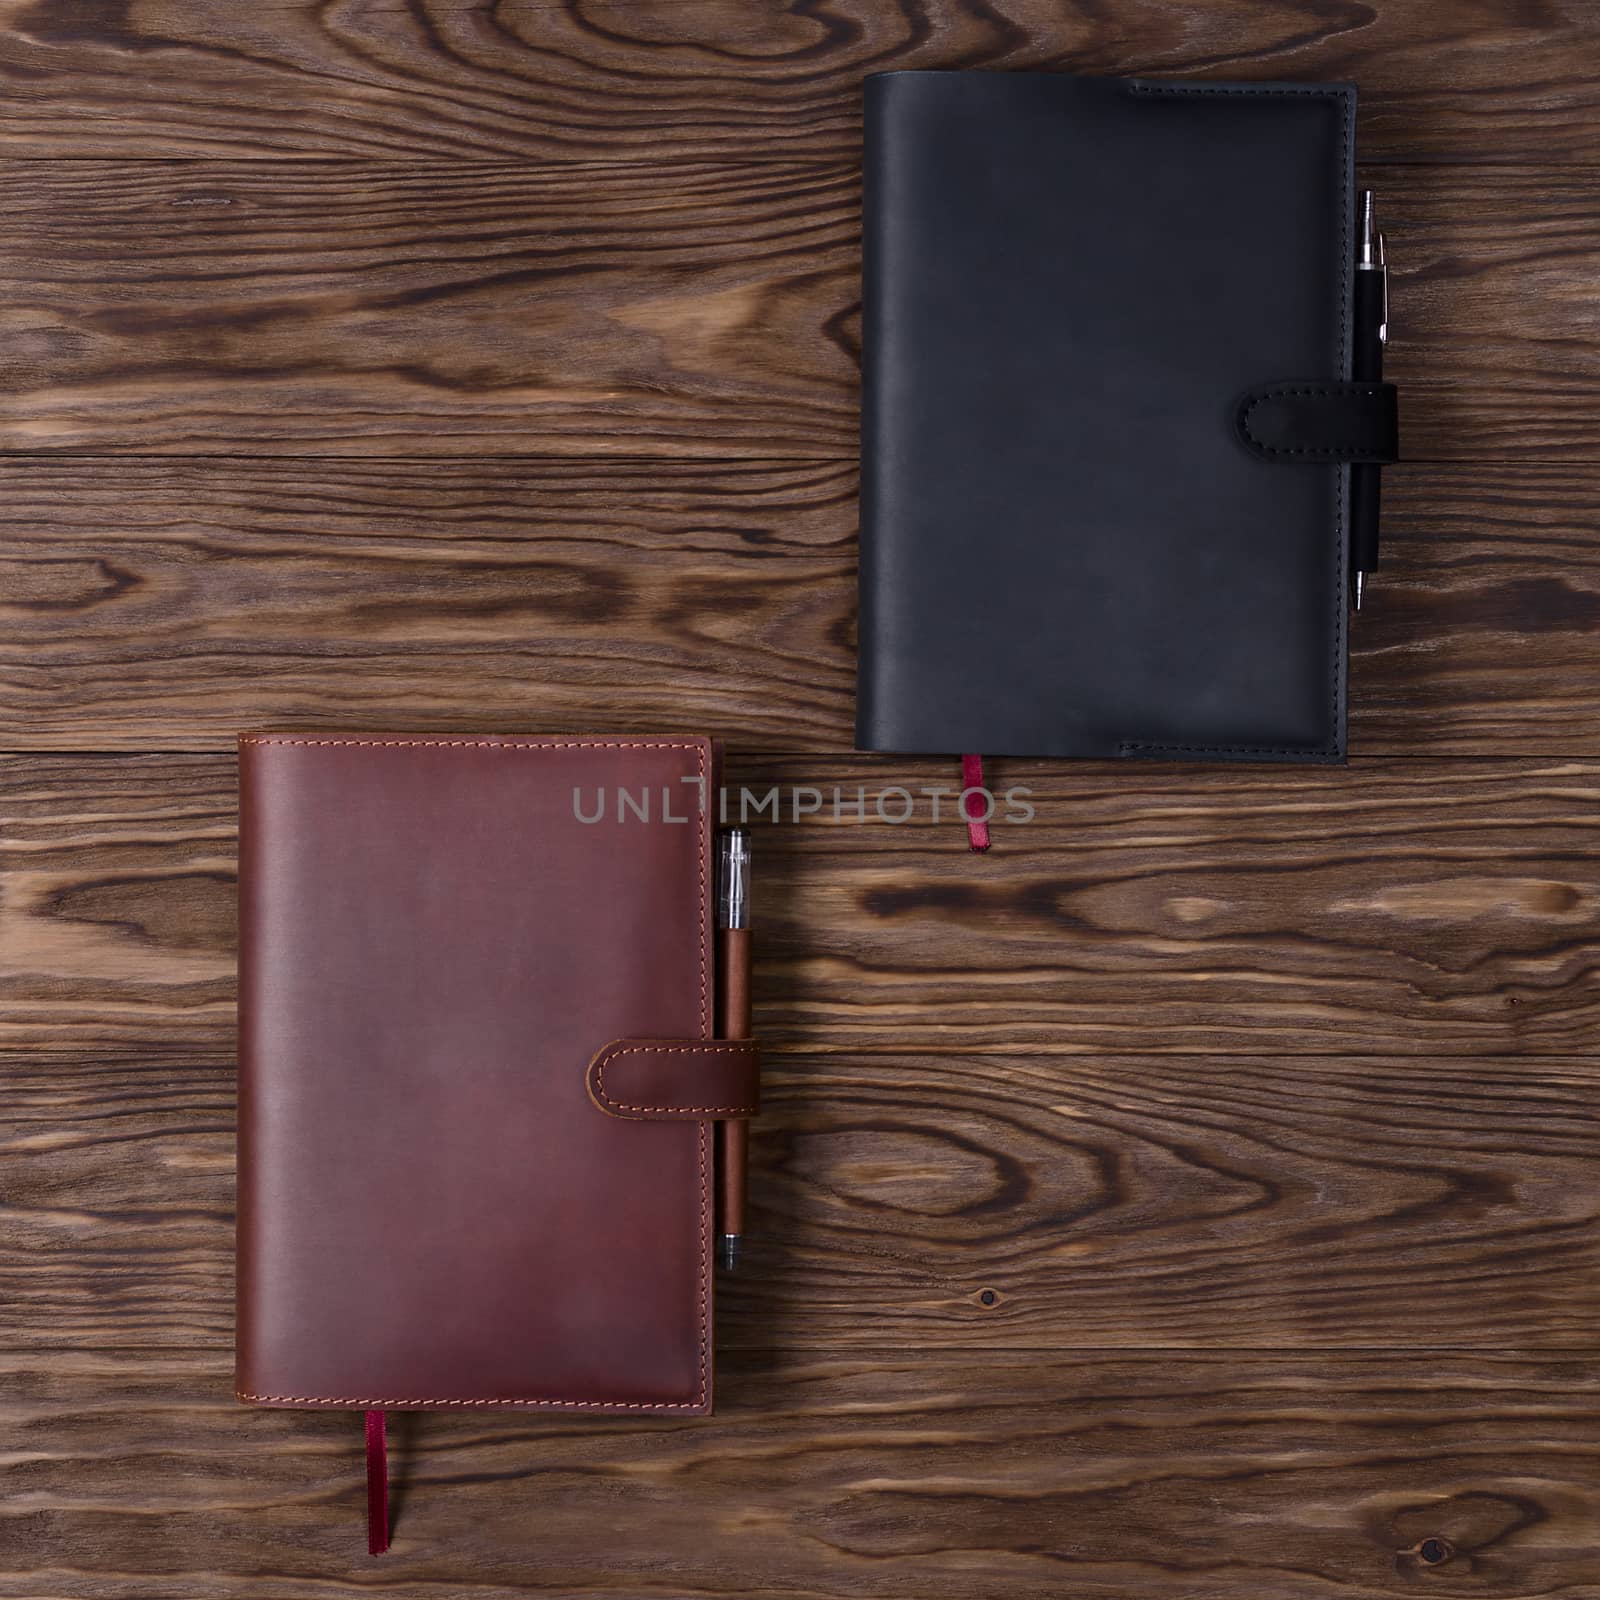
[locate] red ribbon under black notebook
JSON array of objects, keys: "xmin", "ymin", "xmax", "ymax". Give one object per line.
[{"xmin": 856, "ymin": 71, "xmax": 1400, "ymax": 783}]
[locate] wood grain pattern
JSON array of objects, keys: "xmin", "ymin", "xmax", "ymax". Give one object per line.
[
  {"xmin": 6, "ymin": 755, "xmax": 1599, "ymax": 1057},
  {"xmin": 1391, "ymin": 169, "xmax": 1600, "ymax": 460},
  {"xmin": 1351, "ymin": 462, "xmax": 1600, "ymax": 753},
  {"xmin": 0, "ymin": 458, "xmax": 856, "ymax": 748},
  {"xmin": 2, "ymin": 1348, "xmax": 1596, "ymax": 1598},
  {"xmin": 5, "ymin": 6, "xmax": 1598, "ymax": 1595},
  {"xmin": 2, "ymin": 1052, "xmax": 233, "ymax": 1350},
  {"xmin": 1, "ymin": 757, "xmax": 236, "ymax": 1048},
  {"xmin": 747, "ymin": 755, "xmax": 1600, "ymax": 1057},
  {"xmin": 3, "ymin": 0, "xmax": 1599, "ymax": 164},
  {"xmin": 740, "ymin": 1052, "xmax": 1600, "ymax": 1350},
  {"xmin": 0, "ymin": 161, "xmax": 1595, "ymax": 460},
  {"xmin": 3, "ymin": 457, "xmax": 1600, "ymax": 755},
  {"xmin": 7, "ymin": 1049, "xmax": 1598, "ymax": 1353},
  {"xmin": 0, "ymin": 158, "xmax": 859, "ymax": 457}
]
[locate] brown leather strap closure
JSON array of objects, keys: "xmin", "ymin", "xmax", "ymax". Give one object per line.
[{"xmin": 586, "ymin": 1038, "xmax": 760, "ymax": 1122}]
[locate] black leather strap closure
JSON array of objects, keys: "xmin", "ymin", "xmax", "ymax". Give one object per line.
[{"xmin": 1236, "ymin": 382, "xmax": 1398, "ymax": 464}]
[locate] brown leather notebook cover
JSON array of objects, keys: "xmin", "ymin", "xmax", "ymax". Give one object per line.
[{"xmin": 236, "ymin": 733, "xmax": 754, "ymax": 1419}]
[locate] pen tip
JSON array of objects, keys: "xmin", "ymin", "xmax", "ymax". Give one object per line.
[
  {"xmin": 718, "ymin": 1234, "xmax": 742, "ymax": 1273},
  {"xmin": 1354, "ymin": 571, "xmax": 1365, "ymax": 611}
]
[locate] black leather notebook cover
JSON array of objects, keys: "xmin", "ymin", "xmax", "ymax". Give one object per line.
[{"xmin": 858, "ymin": 72, "xmax": 1360, "ymax": 761}]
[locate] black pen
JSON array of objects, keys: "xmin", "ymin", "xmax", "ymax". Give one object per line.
[{"xmin": 1351, "ymin": 189, "xmax": 1388, "ymax": 611}]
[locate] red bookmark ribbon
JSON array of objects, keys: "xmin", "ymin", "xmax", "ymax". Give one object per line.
[
  {"xmin": 365, "ymin": 1409, "xmax": 389, "ymax": 1555},
  {"xmin": 960, "ymin": 754, "xmax": 991, "ymax": 852}
]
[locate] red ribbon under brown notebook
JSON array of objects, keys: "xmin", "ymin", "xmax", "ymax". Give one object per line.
[{"xmin": 235, "ymin": 734, "xmax": 759, "ymax": 1553}]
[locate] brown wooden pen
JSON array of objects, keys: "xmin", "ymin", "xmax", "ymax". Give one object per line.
[{"xmin": 715, "ymin": 829, "xmax": 751, "ymax": 1272}]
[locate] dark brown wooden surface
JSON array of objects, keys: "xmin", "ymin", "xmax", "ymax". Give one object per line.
[
  {"xmin": 7, "ymin": 1047, "xmax": 1599, "ymax": 1354},
  {"xmin": 2, "ymin": 3, "xmax": 1597, "ymax": 1596},
  {"xmin": 6, "ymin": 1350, "xmax": 1593, "ymax": 1600},
  {"xmin": 4, "ymin": 1349, "xmax": 1598, "ymax": 1599},
  {"xmin": 6, "ymin": 459, "xmax": 1600, "ymax": 756},
  {"xmin": 3, "ymin": 161, "xmax": 1599, "ymax": 460},
  {"xmin": 5, "ymin": 0, "xmax": 1600, "ymax": 165}
]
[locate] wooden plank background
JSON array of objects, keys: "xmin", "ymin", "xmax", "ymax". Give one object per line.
[{"xmin": 2, "ymin": 2, "xmax": 1597, "ymax": 1596}]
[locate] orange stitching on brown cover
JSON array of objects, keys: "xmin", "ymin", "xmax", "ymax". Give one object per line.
[
  {"xmin": 591, "ymin": 1040, "xmax": 759, "ymax": 1116},
  {"xmin": 236, "ymin": 735, "xmax": 714, "ymax": 1413}
]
